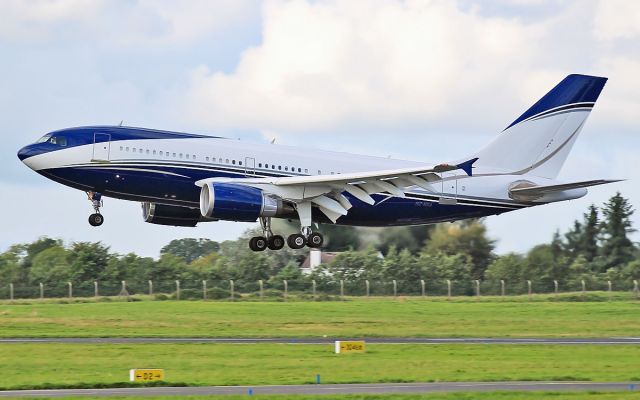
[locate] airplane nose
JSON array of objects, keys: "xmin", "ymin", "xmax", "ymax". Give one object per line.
[{"xmin": 17, "ymin": 145, "xmax": 31, "ymax": 161}]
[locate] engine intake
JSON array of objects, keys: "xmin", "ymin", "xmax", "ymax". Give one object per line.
[
  {"xmin": 199, "ymin": 183, "xmax": 293, "ymax": 222},
  {"xmin": 142, "ymin": 202, "xmax": 206, "ymax": 227}
]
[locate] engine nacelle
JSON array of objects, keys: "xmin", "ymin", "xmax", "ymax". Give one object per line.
[
  {"xmin": 141, "ymin": 202, "xmax": 205, "ymax": 227},
  {"xmin": 199, "ymin": 183, "xmax": 293, "ymax": 222}
]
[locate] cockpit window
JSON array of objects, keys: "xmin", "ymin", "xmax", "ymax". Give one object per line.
[
  {"xmin": 54, "ymin": 136, "xmax": 67, "ymax": 146},
  {"xmin": 36, "ymin": 135, "xmax": 51, "ymax": 143}
]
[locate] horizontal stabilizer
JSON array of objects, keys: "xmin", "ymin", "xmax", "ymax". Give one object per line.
[{"xmin": 510, "ymin": 179, "xmax": 622, "ymax": 198}]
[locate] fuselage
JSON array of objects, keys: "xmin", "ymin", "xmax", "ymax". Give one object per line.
[{"xmin": 18, "ymin": 125, "xmax": 565, "ymax": 226}]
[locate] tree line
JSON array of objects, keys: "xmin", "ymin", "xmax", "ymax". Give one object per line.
[{"xmin": 0, "ymin": 192, "xmax": 637, "ymax": 295}]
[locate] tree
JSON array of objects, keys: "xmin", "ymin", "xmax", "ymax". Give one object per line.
[
  {"xmin": 67, "ymin": 242, "xmax": 112, "ymax": 282},
  {"xmin": 150, "ymin": 253, "xmax": 186, "ymax": 283},
  {"xmin": 160, "ymin": 238, "xmax": 220, "ymax": 263},
  {"xmin": 382, "ymin": 247, "xmax": 421, "ymax": 291},
  {"xmin": 423, "ymin": 220, "xmax": 495, "ymax": 279},
  {"xmin": 581, "ymin": 205, "xmax": 600, "ymax": 262},
  {"xmin": 22, "ymin": 237, "xmax": 62, "ymax": 270},
  {"xmin": 600, "ymin": 192, "xmax": 635, "ymax": 270},
  {"xmin": 563, "ymin": 220, "xmax": 583, "ymax": 259},
  {"xmin": 378, "ymin": 225, "xmax": 433, "ymax": 255},
  {"xmin": 0, "ymin": 246, "xmax": 25, "ymax": 285},
  {"xmin": 316, "ymin": 248, "xmax": 383, "ymax": 282},
  {"xmin": 29, "ymin": 245, "xmax": 70, "ymax": 286},
  {"xmin": 485, "ymin": 253, "xmax": 527, "ymax": 284},
  {"xmin": 100, "ymin": 253, "xmax": 155, "ymax": 282}
]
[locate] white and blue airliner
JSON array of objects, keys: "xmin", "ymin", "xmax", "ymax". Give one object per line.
[{"xmin": 18, "ymin": 74, "xmax": 619, "ymax": 251}]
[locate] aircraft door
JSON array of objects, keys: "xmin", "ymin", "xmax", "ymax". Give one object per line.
[
  {"xmin": 439, "ymin": 171, "xmax": 458, "ymax": 205},
  {"xmin": 92, "ymin": 133, "xmax": 111, "ymax": 162},
  {"xmin": 245, "ymin": 157, "xmax": 256, "ymax": 176}
]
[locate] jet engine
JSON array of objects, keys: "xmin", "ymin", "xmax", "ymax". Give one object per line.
[
  {"xmin": 199, "ymin": 183, "xmax": 294, "ymax": 222},
  {"xmin": 141, "ymin": 202, "xmax": 206, "ymax": 227}
]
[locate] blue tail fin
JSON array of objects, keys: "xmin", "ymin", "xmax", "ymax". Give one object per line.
[{"xmin": 473, "ymin": 74, "xmax": 607, "ymax": 178}]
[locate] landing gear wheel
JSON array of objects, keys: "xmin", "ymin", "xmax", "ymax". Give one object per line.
[
  {"xmin": 249, "ymin": 236, "xmax": 268, "ymax": 252},
  {"xmin": 307, "ymin": 232, "xmax": 324, "ymax": 248},
  {"xmin": 88, "ymin": 213, "xmax": 104, "ymax": 227},
  {"xmin": 268, "ymin": 235, "xmax": 285, "ymax": 250},
  {"xmin": 287, "ymin": 233, "xmax": 306, "ymax": 249}
]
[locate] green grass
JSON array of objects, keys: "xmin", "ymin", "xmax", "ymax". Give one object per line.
[
  {"xmin": 1, "ymin": 295, "xmax": 640, "ymax": 338},
  {"xmin": 0, "ymin": 344, "xmax": 639, "ymax": 389},
  {"xmin": 17, "ymin": 393, "xmax": 640, "ymax": 400}
]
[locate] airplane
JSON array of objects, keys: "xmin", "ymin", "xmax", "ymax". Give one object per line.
[{"xmin": 18, "ymin": 74, "xmax": 620, "ymax": 251}]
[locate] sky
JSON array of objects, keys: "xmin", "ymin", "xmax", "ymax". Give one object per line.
[{"xmin": 1, "ymin": 0, "xmax": 639, "ymax": 258}]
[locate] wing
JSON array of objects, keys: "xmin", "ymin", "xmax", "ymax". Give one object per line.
[
  {"xmin": 509, "ymin": 179, "xmax": 622, "ymax": 200},
  {"xmin": 196, "ymin": 158, "xmax": 478, "ymax": 226}
]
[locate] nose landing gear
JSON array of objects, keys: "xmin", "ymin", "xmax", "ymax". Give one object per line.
[{"xmin": 87, "ymin": 191, "xmax": 104, "ymax": 227}]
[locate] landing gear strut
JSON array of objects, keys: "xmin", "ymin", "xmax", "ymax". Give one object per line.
[
  {"xmin": 249, "ymin": 217, "xmax": 285, "ymax": 252},
  {"xmin": 87, "ymin": 191, "xmax": 104, "ymax": 227},
  {"xmin": 248, "ymin": 217, "xmax": 323, "ymax": 251}
]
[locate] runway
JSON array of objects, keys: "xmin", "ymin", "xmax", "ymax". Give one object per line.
[
  {"xmin": 0, "ymin": 382, "xmax": 637, "ymax": 397},
  {"xmin": 2, "ymin": 337, "xmax": 640, "ymax": 345}
]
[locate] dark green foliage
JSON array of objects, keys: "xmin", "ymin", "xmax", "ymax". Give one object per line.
[
  {"xmin": 160, "ymin": 238, "xmax": 220, "ymax": 263},
  {"xmin": 581, "ymin": 205, "xmax": 600, "ymax": 262},
  {"xmin": 600, "ymin": 192, "xmax": 635, "ymax": 269},
  {"xmin": 0, "ymin": 193, "xmax": 636, "ymax": 297},
  {"xmin": 378, "ymin": 225, "xmax": 433, "ymax": 255}
]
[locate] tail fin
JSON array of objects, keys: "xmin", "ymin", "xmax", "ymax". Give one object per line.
[{"xmin": 472, "ymin": 74, "xmax": 607, "ymax": 178}]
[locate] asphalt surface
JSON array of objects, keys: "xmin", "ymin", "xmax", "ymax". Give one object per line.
[
  {"xmin": 0, "ymin": 382, "xmax": 638, "ymax": 397},
  {"xmin": 2, "ymin": 337, "xmax": 640, "ymax": 344}
]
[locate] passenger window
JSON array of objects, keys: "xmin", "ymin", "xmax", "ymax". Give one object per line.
[
  {"xmin": 284, "ymin": 166, "xmax": 288, "ymax": 171},
  {"xmin": 192, "ymin": 155, "xmax": 196, "ymax": 160},
  {"xmin": 153, "ymin": 150, "xmax": 157, "ymax": 155},
  {"xmin": 258, "ymin": 163, "xmax": 262, "ymax": 168},
  {"xmin": 179, "ymin": 153, "xmax": 183, "ymax": 158},
  {"xmin": 132, "ymin": 148, "xmax": 136, "ymax": 152},
  {"xmin": 126, "ymin": 147, "xmax": 130, "ymax": 152},
  {"xmin": 139, "ymin": 149, "xmax": 143, "ymax": 153},
  {"xmin": 272, "ymin": 165, "xmax": 275, "ymax": 169},
  {"xmin": 318, "ymin": 170, "xmax": 321, "ymax": 174},
  {"xmin": 278, "ymin": 166, "xmax": 282, "ymax": 170},
  {"xmin": 298, "ymin": 168, "xmax": 302, "ymax": 172},
  {"xmin": 232, "ymin": 160, "xmax": 236, "ymax": 165},
  {"xmin": 226, "ymin": 159, "xmax": 229, "ymax": 163},
  {"xmin": 120, "ymin": 146, "xmax": 123, "ymax": 151},
  {"xmin": 305, "ymin": 168, "xmax": 308, "ymax": 173},
  {"xmin": 239, "ymin": 161, "xmax": 242, "ymax": 166},
  {"xmin": 159, "ymin": 151, "xmax": 163, "ymax": 156},
  {"xmin": 206, "ymin": 157, "xmax": 210, "ymax": 162},
  {"xmin": 146, "ymin": 149, "xmax": 150, "ymax": 154}
]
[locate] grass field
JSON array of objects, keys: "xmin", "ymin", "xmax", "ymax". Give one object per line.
[
  {"xmin": 14, "ymin": 393, "xmax": 640, "ymax": 400},
  {"xmin": 1, "ymin": 295, "xmax": 639, "ymax": 338},
  {"xmin": 1, "ymin": 343, "xmax": 639, "ymax": 389}
]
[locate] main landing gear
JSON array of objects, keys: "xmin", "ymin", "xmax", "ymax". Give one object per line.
[
  {"xmin": 87, "ymin": 191, "xmax": 104, "ymax": 227},
  {"xmin": 248, "ymin": 218, "xmax": 323, "ymax": 252}
]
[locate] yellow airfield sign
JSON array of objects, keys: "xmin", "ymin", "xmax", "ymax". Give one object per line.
[
  {"xmin": 129, "ymin": 368, "xmax": 164, "ymax": 382},
  {"xmin": 335, "ymin": 340, "xmax": 365, "ymax": 353}
]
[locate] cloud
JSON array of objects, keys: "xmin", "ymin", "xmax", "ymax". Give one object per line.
[
  {"xmin": 181, "ymin": 0, "xmax": 640, "ymax": 141},
  {"xmin": 0, "ymin": 0, "xmax": 257, "ymax": 46},
  {"xmin": 593, "ymin": 0, "xmax": 640, "ymax": 41},
  {"xmin": 184, "ymin": 0, "xmax": 549, "ymax": 134}
]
